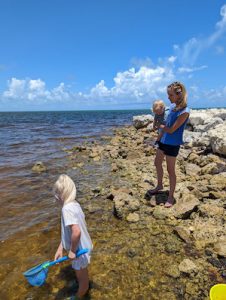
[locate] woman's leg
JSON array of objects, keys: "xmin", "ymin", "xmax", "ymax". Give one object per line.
[
  {"xmin": 165, "ymin": 155, "xmax": 177, "ymax": 207},
  {"xmin": 150, "ymin": 148, "xmax": 165, "ymax": 193},
  {"xmin": 75, "ymin": 267, "xmax": 89, "ymax": 298}
]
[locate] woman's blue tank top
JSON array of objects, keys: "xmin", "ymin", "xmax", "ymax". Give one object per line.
[{"xmin": 160, "ymin": 105, "xmax": 190, "ymax": 146}]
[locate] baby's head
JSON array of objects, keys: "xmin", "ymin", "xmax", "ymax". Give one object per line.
[
  {"xmin": 53, "ymin": 174, "xmax": 77, "ymax": 205},
  {"xmin": 152, "ymin": 100, "xmax": 165, "ymax": 115}
]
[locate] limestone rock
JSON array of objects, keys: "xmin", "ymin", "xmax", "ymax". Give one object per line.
[
  {"xmin": 132, "ymin": 115, "xmax": 154, "ymax": 129},
  {"xmin": 214, "ymin": 240, "xmax": 226, "ymax": 257},
  {"xmin": 126, "ymin": 212, "xmax": 140, "ymax": 223},
  {"xmin": 208, "ymin": 122, "xmax": 226, "ymax": 156},
  {"xmin": 172, "ymin": 194, "xmax": 200, "ymax": 219},
  {"xmin": 179, "ymin": 259, "xmax": 198, "ymax": 275}
]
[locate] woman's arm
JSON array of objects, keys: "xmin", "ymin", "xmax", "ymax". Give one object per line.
[{"xmin": 160, "ymin": 112, "xmax": 189, "ymax": 134}]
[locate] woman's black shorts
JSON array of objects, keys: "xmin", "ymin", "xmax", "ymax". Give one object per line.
[{"xmin": 158, "ymin": 142, "xmax": 180, "ymax": 157}]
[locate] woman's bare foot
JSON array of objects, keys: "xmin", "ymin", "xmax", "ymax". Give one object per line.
[{"xmin": 164, "ymin": 197, "xmax": 175, "ymax": 208}]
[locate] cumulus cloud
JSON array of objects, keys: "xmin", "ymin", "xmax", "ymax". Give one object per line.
[
  {"xmin": 2, "ymin": 78, "xmax": 71, "ymax": 103},
  {"xmin": 175, "ymin": 4, "xmax": 226, "ymax": 65},
  {"xmin": 85, "ymin": 65, "xmax": 175, "ymax": 102}
]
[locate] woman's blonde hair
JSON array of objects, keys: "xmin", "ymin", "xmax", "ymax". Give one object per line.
[
  {"xmin": 152, "ymin": 99, "xmax": 165, "ymax": 113},
  {"xmin": 53, "ymin": 174, "xmax": 77, "ymax": 204},
  {"xmin": 167, "ymin": 81, "xmax": 187, "ymax": 111}
]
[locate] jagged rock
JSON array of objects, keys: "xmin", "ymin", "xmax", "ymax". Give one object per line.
[
  {"xmin": 208, "ymin": 122, "xmax": 226, "ymax": 156},
  {"xmin": 214, "ymin": 240, "xmax": 226, "ymax": 257},
  {"xmin": 132, "ymin": 115, "xmax": 154, "ymax": 129},
  {"xmin": 179, "ymin": 259, "xmax": 198, "ymax": 275},
  {"xmin": 194, "ymin": 117, "xmax": 223, "ymax": 132},
  {"xmin": 113, "ymin": 191, "xmax": 140, "ymax": 219},
  {"xmin": 174, "ymin": 226, "xmax": 192, "ymax": 243},
  {"xmin": 172, "ymin": 194, "xmax": 200, "ymax": 219},
  {"xmin": 183, "ymin": 131, "xmax": 211, "ymax": 148}
]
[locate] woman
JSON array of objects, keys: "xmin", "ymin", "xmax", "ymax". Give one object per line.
[{"xmin": 149, "ymin": 81, "xmax": 190, "ymax": 207}]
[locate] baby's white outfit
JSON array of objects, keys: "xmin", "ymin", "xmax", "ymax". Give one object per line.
[{"xmin": 61, "ymin": 201, "xmax": 93, "ymax": 270}]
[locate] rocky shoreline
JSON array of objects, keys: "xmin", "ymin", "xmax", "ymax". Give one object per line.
[{"xmin": 81, "ymin": 108, "xmax": 226, "ymax": 298}]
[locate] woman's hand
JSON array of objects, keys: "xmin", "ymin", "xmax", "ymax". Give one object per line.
[
  {"xmin": 68, "ymin": 249, "xmax": 76, "ymax": 260},
  {"xmin": 54, "ymin": 249, "xmax": 63, "ymax": 261}
]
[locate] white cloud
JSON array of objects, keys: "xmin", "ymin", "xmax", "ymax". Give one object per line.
[
  {"xmin": 2, "ymin": 78, "xmax": 71, "ymax": 103},
  {"xmin": 175, "ymin": 4, "xmax": 226, "ymax": 65},
  {"xmin": 178, "ymin": 65, "xmax": 207, "ymax": 73},
  {"xmin": 85, "ymin": 65, "xmax": 175, "ymax": 102},
  {"xmin": 168, "ymin": 56, "xmax": 177, "ymax": 63}
]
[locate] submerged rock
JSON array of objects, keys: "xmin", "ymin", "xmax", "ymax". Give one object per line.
[{"xmin": 32, "ymin": 161, "xmax": 47, "ymax": 173}]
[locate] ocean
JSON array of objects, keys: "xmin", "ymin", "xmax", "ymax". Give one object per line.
[{"xmin": 0, "ymin": 110, "xmax": 149, "ymax": 240}]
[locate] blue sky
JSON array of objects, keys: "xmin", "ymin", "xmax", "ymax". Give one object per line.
[{"xmin": 0, "ymin": 0, "xmax": 226, "ymax": 111}]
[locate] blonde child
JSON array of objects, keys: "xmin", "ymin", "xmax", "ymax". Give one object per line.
[
  {"xmin": 152, "ymin": 100, "xmax": 169, "ymax": 145},
  {"xmin": 53, "ymin": 174, "xmax": 93, "ymax": 299},
  {"xmin": 148, "ymin": 82, "xmax": 190, "ymax": 207}
]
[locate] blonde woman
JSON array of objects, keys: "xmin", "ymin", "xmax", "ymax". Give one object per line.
[
  {"xmin": 148, "ymin": 82, "xmax": 190, "ymax": 207},
  {"xmin": 53, "ymin": 174, "xmax": 93, "ymax": 299}
]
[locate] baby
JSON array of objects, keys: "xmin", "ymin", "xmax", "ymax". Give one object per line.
[{"xmin": 152, "ymin": 100, "xmax": 169, "ymax": 145}]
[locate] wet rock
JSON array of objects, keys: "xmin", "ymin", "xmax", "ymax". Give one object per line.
[
  {"xmin": 165, "ymin": 265, "xmax": 180, "ymax": 278},
  {"xmin": 127, "ymin": 248, "xmax": 137, "ymax": 258},
  {"xmin": 164, "ymin": 235, "xmax": 181, "ymax": 254},
  {"xmin": 178, "ymin": 259, "xmax": 198, "ymax": 275},
  {"xmin": 126, "ymin": 212, "xmax": 140, "ymax": 223},
  {"xmin": 32, "ymin": 161, "xmax": 47, "ymax": 173},
  {"xmin": 113, "ymin": 192, "xmax": 140, "ymax": 219}
]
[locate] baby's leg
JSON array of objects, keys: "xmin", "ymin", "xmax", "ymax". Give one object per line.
[{"xmin": 75, "ymin": 267, "xmax": 89, "ymax": 298}]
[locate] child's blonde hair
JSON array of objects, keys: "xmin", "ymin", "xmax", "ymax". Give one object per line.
[
  {"xmin": 53, "ymin": 174, "xmax": 77, "ymax": 204},
  {"xmin": 152, "ymin": 99, "xmax": 165, "ymax": 113},
  {"xmin": 167, "ymin": 81, "xmax": 187, "ymax": 111}
]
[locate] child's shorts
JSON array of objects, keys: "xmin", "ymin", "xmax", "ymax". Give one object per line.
[
  {"xmin": 158, "ymin": 142, "xmax": 180, "ymax": 157},
  {"xmin": 71, "ymin": 254, "xmax": 90, "ymax": 270}
]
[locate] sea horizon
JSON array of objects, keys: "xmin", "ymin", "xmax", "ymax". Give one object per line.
[{"xmin": 0, "ymin": 105, "xmax": 226, "ymax": 113}]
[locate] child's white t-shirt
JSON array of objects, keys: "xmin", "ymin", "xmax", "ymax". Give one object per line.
[{"xmin": 61, "ymin": 201, "xmax": 93, "ymax": 254}]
